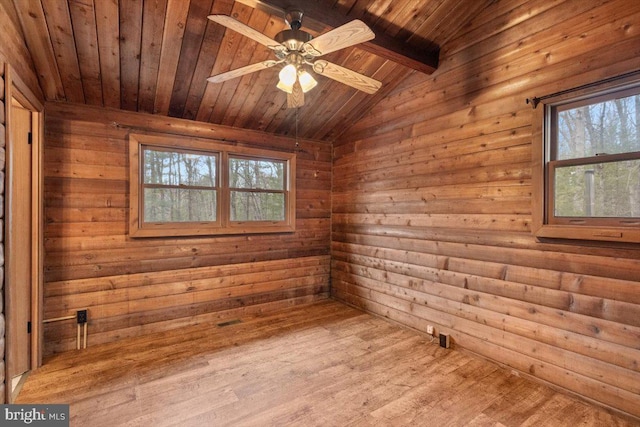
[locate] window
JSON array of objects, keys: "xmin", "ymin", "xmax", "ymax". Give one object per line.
[
  {"xmin": 142, "ymin": 147, "xmax": 219, "ymax": 224},
  {"xmin": 129, "ymin": 134, "xmax": 296, "ymax": 237},
  {"xmin": 229, "ymin": 156, "xmax": 287, "ymax": 222},
  {"xmin": 532, "ymin": 75, "xmax": 640, "ymax": 243}
]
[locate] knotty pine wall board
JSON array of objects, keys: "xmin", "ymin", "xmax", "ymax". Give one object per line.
[
  {"xmin": 43, "ymin": 102, "xmax": 332, "ymax": 355},
  {"xmin": 331, "ymin": 0, "xmax": 640, "ymax": 420}
]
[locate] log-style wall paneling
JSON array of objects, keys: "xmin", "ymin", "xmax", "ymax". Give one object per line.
[
  {"xmin": 0, "ymin": 62, "xmax": 6, "ymax": 405},
  {"xmin": 43, "ymin": 102, "xmax": 332, "ymax": 355},
  {"xmin": 0, "ymin": 0, "xmax": 43, "ymax": 403},
  {"xmin": 332, "ymin": 0, "xmax": 640, "ymax": 420}
]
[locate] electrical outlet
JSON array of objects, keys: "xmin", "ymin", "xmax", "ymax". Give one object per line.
[
  {"xmin": 439, "ymin": 332, "xmax": 450, "ymax": 349},
  {"xmin": 77, "ymin": 309, "xmax": 88, "ymax": 324},
  {"xmin": 426, "ymin": 325, "xmax": 434, "ymax": 335}
]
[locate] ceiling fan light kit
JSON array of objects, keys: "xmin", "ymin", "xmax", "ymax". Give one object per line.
[
  {"xmin": 206, "ymin": 9, "xmax": 382, "ymax": 107},
  {"xmin": 277, "ymin": 64, "xmax": 297, "ymax": 93},
  {"xmin": 297, "ymin": 70, "xmax": 317, "ymax": 92}
]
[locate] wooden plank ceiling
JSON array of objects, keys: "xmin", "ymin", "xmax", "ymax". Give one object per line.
[{"xmin": 14, "ymin": 0, "xmax": 490, "ymax": 142}]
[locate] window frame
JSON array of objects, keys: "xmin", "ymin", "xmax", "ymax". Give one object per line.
[
  {"xmin": 140, "ymin": 144, "xmax": 222, "ymax": 229},
  {"xmin": 129, "ymin": 133, "xmax": 296, "ymax": 238},
  {"xmin": 227, "ymin": 154, "xmax": 289, "ymax": 225},
  {"xmin": 531, "ymin": 75, "xmax": 640, "ymax": 243}
]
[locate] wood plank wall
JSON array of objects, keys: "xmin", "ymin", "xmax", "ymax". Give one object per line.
[
  {"xmin": 332, "ymin": 0, "xmax": 640, "ymax": 420},
  {"xmin": 43, "ymin": 102, "xmax": 332, "ymax": 355}
]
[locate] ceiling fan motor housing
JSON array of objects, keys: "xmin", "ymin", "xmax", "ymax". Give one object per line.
[{"xmin": 274, "ymin": 29, "xmax": 313, "ymax": 53}]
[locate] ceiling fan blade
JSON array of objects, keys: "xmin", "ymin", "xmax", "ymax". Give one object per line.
[
  {"xmin": 208, "ymin": 15, "xmax": 282, "ymax": 49},
  {"xmin": 312, "ymin": 60, "xmax": 381, "ymax": 94},
  {"xmin": 302, "ymin": 20, "xmax": 374, "ymax": 57},
  {"xmin": 207, "ymin": 60, "xmax": 279, "ymax": 84}
]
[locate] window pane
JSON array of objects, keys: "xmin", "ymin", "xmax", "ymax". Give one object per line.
[
  {"xmin": 229, "ymin": 158, "xmax": 285, "ymax": 190},
  {"xmin": 230, "ymin": 191, "xmax": 285, "ymax": 221},
  {"xmin": 556, "ymin": 92, "xmax": 640, "ymax": 160},
  {"xmin": 143, "ymin": 149, "xmax": 217, "ymax": 187},
  {"xmin": 144, "ymin": 188, "xmax": 217, "ymax": 222},
  {"xmin": 553, "ymin": 159, "xmax": 640, "ymax": 217}
]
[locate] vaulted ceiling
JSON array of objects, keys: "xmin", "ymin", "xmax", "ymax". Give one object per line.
[{"xmin": 14, "ymin": 0, "xmax": 492, "ymax": 141}]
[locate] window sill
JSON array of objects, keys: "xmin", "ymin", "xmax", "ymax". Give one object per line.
[
  {"xmin": 534, "ymin": 224, "xmax": 640, "ymax": 243},
  {"xmin": 129, "ymin": 222, "xmax": 295, "ymax": 238}
]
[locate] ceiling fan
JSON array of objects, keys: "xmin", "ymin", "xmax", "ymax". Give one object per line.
[{"xmin": 206, "ymin": 10, "xmax": 382, "ymax": 108}]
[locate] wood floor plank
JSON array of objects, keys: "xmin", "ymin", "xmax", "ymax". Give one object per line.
[{"xmin": 16, "ymin": 300, "xmax": 638, "ymax": 426}]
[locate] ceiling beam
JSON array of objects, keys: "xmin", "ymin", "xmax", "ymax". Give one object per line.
[{"xmin": 234, "ymin": 0, "xmax": 439, "ymax": 75}]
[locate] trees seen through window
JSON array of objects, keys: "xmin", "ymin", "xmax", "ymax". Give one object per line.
[{"xmin": 551, "ymin": 90, "xmax": 640, "ymax": 219}]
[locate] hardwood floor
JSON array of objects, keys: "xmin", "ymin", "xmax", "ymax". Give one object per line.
[{"xmin": 17, "ymin": 300, "xmax": 637, "ymax": 426}]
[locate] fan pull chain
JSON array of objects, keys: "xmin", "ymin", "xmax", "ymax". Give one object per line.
[{"xmin": 295, "ymin": 107, "xmax": 299, "ymax": 148}]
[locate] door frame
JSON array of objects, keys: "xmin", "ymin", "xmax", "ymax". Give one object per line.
[{"xmin": 4, "ymin": 64, "xmax": 44, "ymax": 403}]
